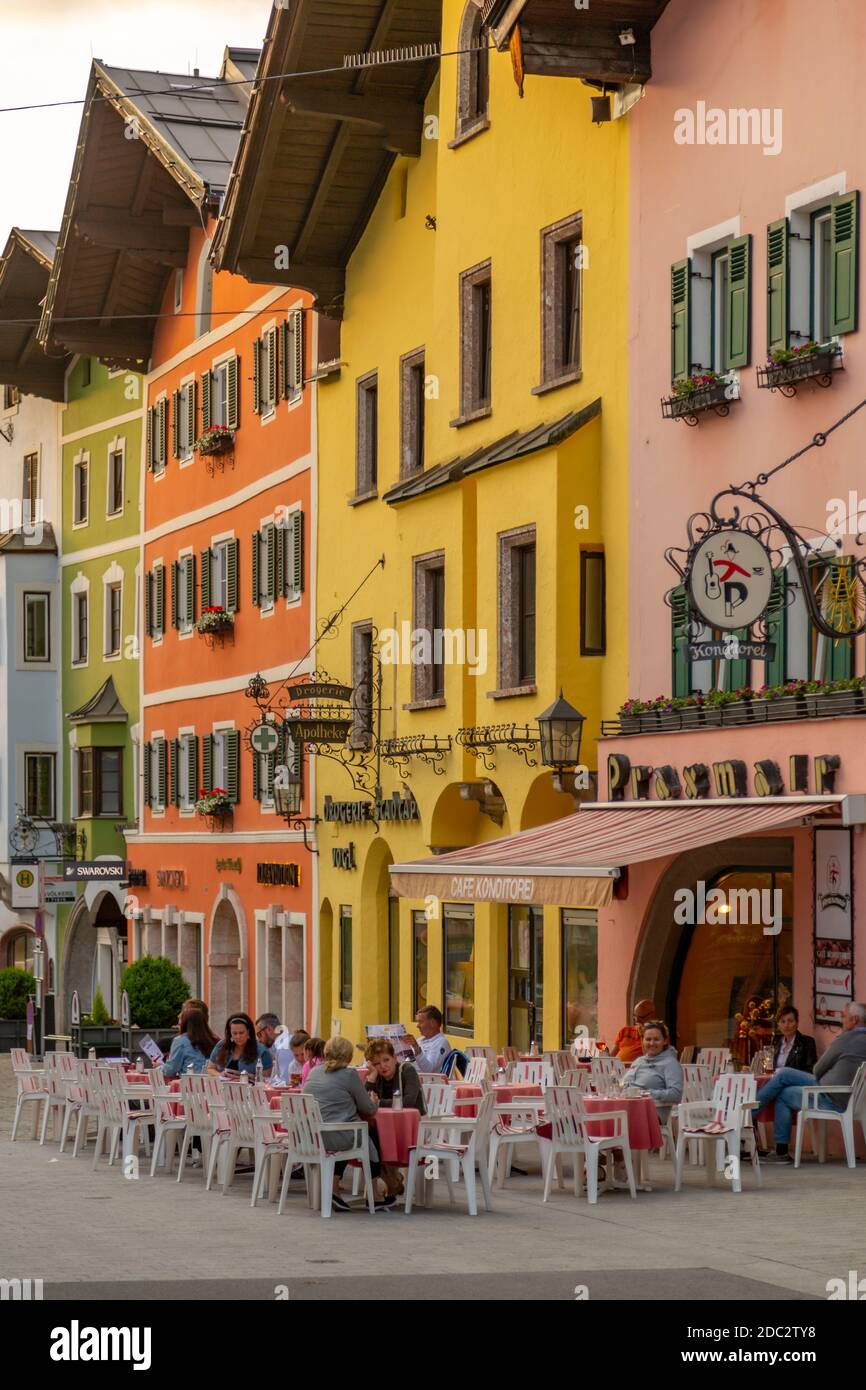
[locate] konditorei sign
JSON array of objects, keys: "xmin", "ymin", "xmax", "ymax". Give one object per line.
[
  {"xmin": 689, "ymin": 531, "xmax": 773, "ymax": 631},
  {"xmin": 608, "ymin": 752, "xmax": 841, "ymax": 801}
]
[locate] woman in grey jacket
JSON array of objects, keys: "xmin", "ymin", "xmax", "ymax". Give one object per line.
[
  {"xmin": 621, "ymin": 1021, "xmax": 684, "ymax": 1119},
  {"xmin": 303, "ymin": 1035, "xmax": 387, "ymax": 1211}
]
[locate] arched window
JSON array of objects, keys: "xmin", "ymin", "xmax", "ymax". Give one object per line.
[
  {"xmin": 4, "ymin": 929, "xmax": 35, "ymax": 973},
  {"xmin": 454, "ymin": 3, "xmax": 490, "ymax": 142}
]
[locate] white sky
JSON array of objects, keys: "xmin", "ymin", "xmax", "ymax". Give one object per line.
[{"xmin": 0, "ymin": 0, "xmax": 270, "ymax": 240}]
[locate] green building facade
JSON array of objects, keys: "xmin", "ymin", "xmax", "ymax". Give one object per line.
[{"xmin": 57, "ymin": 356, "xmax": 143, "ymax": 1027}]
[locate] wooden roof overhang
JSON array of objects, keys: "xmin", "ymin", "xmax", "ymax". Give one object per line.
[
  {"xmin": 481, "ymin": 0, "xmax": 671, "ymax": 86},
  {"xmin": 0, "ymin": 229, "xmax": 69, "ymax": 400},
  {"xmin": 38, "ymin": 62, "xmax": 240, "ymax": 371},
  {"xmin": 211, "ymin": 1, "xmax": 442, "ymax": 317}
]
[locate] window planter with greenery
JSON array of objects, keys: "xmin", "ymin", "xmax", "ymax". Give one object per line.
[
  {"xmin": 756, "ymin": 341, "xmax": 842, "ymax": 395},
  {"xmin": 195, "ymin": 606, "xmax": 233, "ymax": 637},
  {"xmin": 616, "ymin": 677, "xmax": 865, "ymax": 733},
  {"xmin": 195, "ymin": 788, "xmax": 233, "ymax": 827},
  {"xmin": 195, "ymin": 425, "xmax": 235, "ymax": 457},
  {"xmin": 661, "ymin": 371, "xmax": 738, "ymax": 425}
]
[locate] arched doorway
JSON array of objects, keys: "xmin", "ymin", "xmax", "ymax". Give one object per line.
[
  {"xmin": 92, "ymin": 894, "xmax": 129, "ymax": 1020},
  {"xmin": 61, "ymin": 898, "xmax": 96, "ymax": 1031},
  {"xmin": 671, "ymin": 867, "xmax": 793, "ymax": 1060},
  {"xmin": 208, "ymin": 897, "xmax": 243, "ymax": 1030},
  {"xmin": 629, "ymin": 837, "xmax": 795, "ymax": 1054},
  {"xmin": 1, "ymin": 925, "xmax": 35, "ymax": 973}
]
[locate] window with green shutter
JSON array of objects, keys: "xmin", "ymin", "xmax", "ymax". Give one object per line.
[
  {"xmin": 767, "ymin": 218, "xmax": 789, "ymax": 353},
  {"xmin": 157, "ymin": 739, "xmax": 168, "ymax": 808},
  {"xmin": 765, "ymin": 568, "xmax": 787, "ymax": 686},
  {"xmin": 251, "ymin": 530, "xmax": 261, "ymax": 608},
  {"xmin": 670, "ymin": 585, "xmax": 692, "ymax": 697},
  {"xmin": 184, "ymin": 554, "xmax": 196, "ymax": 629},
  {"xmin": 171, "ymin": 562, "xmax": 180, "ymax": 629},
  {"xmin": 252, "ymin": 338, "xmax": 261, "ymax": 414},
  {"xmin": 671, "ymin": 258, "xmax": 691, "ymax": 382},
  {"xmin": 170, "ymin": 738, "xmax": 180, "ymax": 805},
  {"xmin": 143, "ymin": 741, "xmax": 152, "ymax": 808},
  {"xmin": 727, "ymin": 628, "xmax": 750, "ymax": 691},
  {"xmin": 283, "ymin": 510, "xmax": 304, "ymax": 601},
  {"xmin": 201, "ymin": 370, "xmax": 212, "ymax": 431},
  {"xmin": 186, "ymin": 735, "xmax": 199, "ymax": 806},
  {"xmin": 824, "ymin": 558, "xmax": 855, "ymax": 679},
  {"xmin": 225, "ymin": 729, "xmax": 241, "ymax": 804},
  {"xmin": 226, "ymin": 538, "xmax": 239, "ymax": 613},
  {"xmin": 265, "ymin": 524, "xmax": 275, "ymax": 604},
  {"xmin": 830, "ymin": 191, "xmax": 859, "ymax": 336},
  {"xmin": 201, "ymin": 734, "xmax": 214, "ymax": 794},
  {"xmin": 154, "ymin": 565, "xmax": 165, "ymax": 637},
  {"xmin": 725, "ymin": 234, "xmax": 751, "ymax": 369},
  {"xmin": 171, "ymin": 389, "xmax": 181, "ymax": 458},
  {"xmin": 200, "ymin": 548, "xmax": 212, "ymax": 609},
  {"xmin": 145, "ymin": 570, "xmax": 153, "ymax": 638},
  {"xmin": 226, "ymin": 356, "xmax": 239, "ymax": 428}
]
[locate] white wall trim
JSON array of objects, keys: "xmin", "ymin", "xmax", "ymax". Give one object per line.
[
  {"xmin": 144, "ymin": 452, "xmax": 313, "ymax": 544},
  {"xmin": 785, "ymin": 173, "xmax": 846, "ymax": 218},
  {"xmin": 686, "ymin": 216, "xmax": 742, "ymax": 257},
  {"xmin": 125, "ymin": 830, "xmax": 312, "ymax": 844},
  {"xmin": 61, "ymin": 408, "xmax": 144, "ymax": 446},
  {"xmin": 62, "ymin": 534, "xmax": 142, "ymax": 567},
  {"xmin": 144, "ymin": 286, "xmax": 288, "ymax": 383},
  {"xmin": 142, "ymin": 655, "xmax": 313, "ymax": 706}
]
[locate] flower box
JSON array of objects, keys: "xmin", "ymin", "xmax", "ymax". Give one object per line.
[
  {"xmin": 614, "ymin": 677, "xmax": 866, "ymax": 734},
  {"xmin": 661, "ymin": 374, "xmax": 737, "ymax": 425},
  {"xmin": 196, "ymin": 426, "xmax": 235, "ymax": 457},
  {"xmin": 757, "ymin": 343, "xmax": 842, "ymax": 394},
  {"xmin": 195, "ymin": 607, "xmax": 234, "ymax": 636},
  {"xmin": 195, "ymin": 790, "xmax": 233, "ymax": 819}
]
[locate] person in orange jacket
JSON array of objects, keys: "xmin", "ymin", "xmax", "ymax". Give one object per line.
[{"xmin": 610, "ymin": 999, "xmax": 657, "ymax": 1064}]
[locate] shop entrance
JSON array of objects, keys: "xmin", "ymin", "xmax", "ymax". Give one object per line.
[
  {"xmin": 669, "ymin": 868, "xmax": 793, "ymax": 1060},
  {"xmin": 508, "ymin": 904, "xmax": 543, "ymax": 1051},
  {"xmin": 208, "ymin": 899, "xmax": 243, "ymax": 1029}
]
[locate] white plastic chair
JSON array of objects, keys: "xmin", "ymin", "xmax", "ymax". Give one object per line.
[
  {"xmin": 10, "ymin": 1050, "xmax": 46, "ymax": 1141},
  {"xmin": 559, "ymin": 1068, "xmax": 593, "ymax": 1095},
  {"xmin": 207, "ymin": 1080, "xmax": 258, "ymax": 1194},
  {"xmin": 697, "ymin": 1047, "xmax": 732, "ymax": 1074},
  {"xmin": 177, "ymin": 1074, "xmax": 223, "ymax": 1182},
  {"xmin": 571, "ymin": 1036, "xmax": 599, "ymax": 1060},
  {"xmin": 590, "ymin": 1056, "xmax": 626, "ymax": 1094},
  {"xmin": 149, "ymin": 1074, "xmax": 188, "ymax": 1177},
  {"xmin": 60, "ymin": 1061, "xmax": 102, "ymax": 1155},
  {"xmin": 679, "ymin": 1045, "xmax": 696, "ymax": 1064},
  {"xmin": 547, "ymin": 1050, "xmax": 578, "ymax": 1082},
  {"xmin": 510, "ymin": 1059, "xmax": 545, "ymax": 1086},
  {"xmin": 540, "ymin": 1087, "xmax": 636, "ymax": 1205},
  {"xmin": 463, "ymin": 1056, "xmax": 490, "ymax": 1085},
  {"xmin": 681, "ymin": 1064, "xmax": 713, "ymax": 1101},
  {"xmin": 92, "ymin": 1067, "xmax": 155, "ymax": 1170},
  {"xmin": 488, "ymin": 1095, "xmax": 546, "ymax": 1188},
  {"xmin": 422, "ymin": 1082, "xmax": 454, "ymax": 1116},
  {"xmin": 465, "ymin": 1045, "xmax": 498, "ymax": 1074},
  {"xmin": 405, "ymin": 1089, "xmax": 494, "ymax": 1216},
  {"xmin": 674, "ymin": 1076, "xmax": 761, "ymax": 1193},
  {"xmin": 40, "ymin": 1053, "xmax": 79, "ymax": 1144},
  {"xmin": 794, "ymin": 1061, "xmax": 866, "ymax": 1169},
  {"xmin": 275, "ymin": 1091, "xmax": 376, "ymax": 1218}
]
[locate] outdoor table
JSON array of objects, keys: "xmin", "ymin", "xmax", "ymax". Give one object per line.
[
  {"xmin": 454, "ymin": 1081, "xmax": 542, "ymax": 1118},
  {"xmin": 536, "ymin": 1094, "xmax": 662, "ymax": 1193},
  {"xmin": 369, "ymin": 1107, "xmax": 421, "ymax": 1165}
]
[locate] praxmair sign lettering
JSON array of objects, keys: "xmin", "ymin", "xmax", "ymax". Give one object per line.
[{"xmin": 608, "ymin": 752, "xmax": 841, "ymax": 801}]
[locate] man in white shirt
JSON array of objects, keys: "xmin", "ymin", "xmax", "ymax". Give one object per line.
[
  {"xmin": 400, "ymin": 1006, "xmax": 450, "ymax": 1073},
  {"xmin": 257, "ymin": 1015, "xmax": 309, "ymax": 1082}
]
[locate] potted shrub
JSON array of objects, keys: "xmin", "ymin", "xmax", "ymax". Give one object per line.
[
  {"xmin": 120, "ymin": 956, "xmax": 190, "ymax": 1032},
  {"xmin": 0, "ymin": 967, "xmax": 34, "ymax": 1050},
  {"xmin": 195, "ymin": 606, "xmax": 234, "ymax": 637},
  {"xmin": 195, "ymin": 424, "xmax": 235, "ymax": 457},
  {"xmin": 662, "ymin": 370, "xmax": 737, "ymax": 422}
]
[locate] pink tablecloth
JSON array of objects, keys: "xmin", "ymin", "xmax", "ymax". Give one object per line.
[
  {"xmin": 369, "ymin": 1108, "xmax": 421, "ymax": 1165},
  {"xmin": 580, "ymin": 1096, "xmax": 662, "ymax": 1149},
  {"xmin": 454, "ymin": 1082, "xmax": 542, "ymax": 1117},
  {"xmin": 125, "ymin": 1072, "xmax": 151, "ymax": 1084}
]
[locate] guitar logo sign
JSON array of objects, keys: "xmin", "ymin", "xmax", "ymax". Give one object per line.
[{"xmin": 689, "ymin": 531, "xmax": 773, "ymax": 631}]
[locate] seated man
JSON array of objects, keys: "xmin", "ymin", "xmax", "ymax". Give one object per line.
[
  {"xmin": 610, "ymin": 999, "xmax": 656, "ymax": 1064},
  {"xmin": 399, "ymin": 1005, "xmax": 451, "ymax": 1073},
  {"xmin": 757, "ymin": 1001, "xmax": 866, "ymax": 1162}
]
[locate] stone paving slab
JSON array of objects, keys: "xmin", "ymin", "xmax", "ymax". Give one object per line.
[{"xmin": 1, "ymin": 1057, "xmax": 863, "ymax": 1301}]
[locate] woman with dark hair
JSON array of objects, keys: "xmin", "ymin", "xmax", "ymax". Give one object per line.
[
  {"xmin": 164, "ymin": 1006, "xmax": 219, "ymax": 1078},
  {"xmin": 207, "ymin": 1013, "xmax": 273, "ymax": 1077},
  {"xmin": 773, "ymin": 1005, "xmax": 817, "ymax": 1073}
]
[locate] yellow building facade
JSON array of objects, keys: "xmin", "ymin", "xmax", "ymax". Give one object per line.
[{"xmin": 314, "ymin": 2, "xmax": 632, "ymax": 1051}]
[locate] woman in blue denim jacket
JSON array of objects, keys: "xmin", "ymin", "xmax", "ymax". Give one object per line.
[{"xmin": 163, "ymin": 1005, "xmax": 219, "ymax": 1078}]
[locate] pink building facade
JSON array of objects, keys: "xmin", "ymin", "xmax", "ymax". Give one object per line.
[{"xmin": 596, "ymin": 0, "xmax": 866, "ymax": 1080}]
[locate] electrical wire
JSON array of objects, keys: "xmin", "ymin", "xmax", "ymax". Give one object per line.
[{"xmin": 0, "ymin": 43, "xmax": 489, "ymax": 117}]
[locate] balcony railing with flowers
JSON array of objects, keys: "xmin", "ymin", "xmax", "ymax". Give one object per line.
[
  {"xmin": 661, "ymin": 370, "xmax": 739, "ymax": 425},
  {"xmin": 195, "ymin": 789, "xmax": 233, "ymax": 829},
  {"xmin": 602, "ymin": 677, "xmax": 866, "ymax": 736},
  {"xmin": 756, "ymin": 340, "xmax": 843, "ymax": 395}
]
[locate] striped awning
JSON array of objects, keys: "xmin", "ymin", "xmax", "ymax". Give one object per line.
[{"xmin": 389, "ymin": 797, "xmax": 849, "ymax": 908}]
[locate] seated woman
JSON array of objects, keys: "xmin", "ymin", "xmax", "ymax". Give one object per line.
[
  {"xmin": 303, "ymin": 1036, "xmax": 387, "ymax": 1211},
  {"xmin": 164, "ymin": 1004, "xmax": 218, "ymax": 1078},
  {"xmin": 620, "ymin": 1020, "xmax": 683, "ymax": 1120},
  {"xmin": 300, "ymin": 1036, "xmax": 326, "ymax": 1085},
  {"xmin": 207, "ymin": 1012, "xmax": 273, "ymax": 1079},
  {"xmin": 364, "ymin": 1038, "xmax": 427, "ymax": 1199},
  {"xmin": 773, "ymin": 1004, "xmax": 817, "ymax": 1073}
]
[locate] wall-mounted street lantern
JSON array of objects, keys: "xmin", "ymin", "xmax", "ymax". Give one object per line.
[{"xmin": 537, "ymin": 691, "xmax": 586, "ymax": 771}]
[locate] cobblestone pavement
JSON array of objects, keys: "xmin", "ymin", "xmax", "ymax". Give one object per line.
[{"xmin": 1, "ymin": 1057, "xmax": 863, "ymax": 1301}]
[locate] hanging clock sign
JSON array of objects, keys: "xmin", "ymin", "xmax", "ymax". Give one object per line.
[{"xmin": 688, "ymin": 530, "xmax": 773, "ymax": 631}]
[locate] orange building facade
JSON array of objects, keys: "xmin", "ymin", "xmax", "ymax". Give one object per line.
[{"xmin": 127, "ymin": 224, "xmax": 319, "ymax": 1033}]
